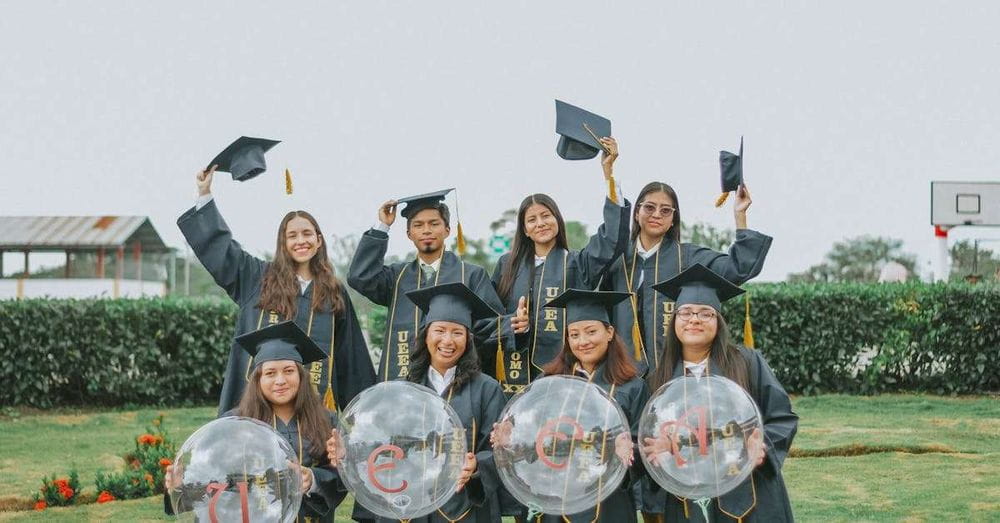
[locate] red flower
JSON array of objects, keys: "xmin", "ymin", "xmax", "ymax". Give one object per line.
[
  {"xmin": 137, "ymin": 434, "xmax": 156, "ymax": 445},
  {"xmin": 96, "ymin": 491, "xmax": 115, "ymax": 504},
  {"xmin": 53, "ymin": 478, "xmax": 69, "ymax": 489},
  {"xmin": 34, "ymin": 500, "xmax": 47, "ymax": 511},
  {"xmin": 58, "ymin": 485, "xmax": 74, "ymax": 500},
  {"xmin": 144, "ymin": 473, "xmax": 154, "ymax": 485},
  {"xmin": 159, "ymin": 458, "xmax": 172, "ymax": 467}
]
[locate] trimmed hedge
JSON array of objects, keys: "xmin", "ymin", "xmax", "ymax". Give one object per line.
[
  {"xmin": 1, "ymin": 283, "xmax": 998, "ymax": 407},
  {"xmin": 722, "ymin": 282, "xmax": 1000, "ymax": 395},
  {"xmin": 0, "ymin": 298, "xmax": 236, "ymax": 408}
]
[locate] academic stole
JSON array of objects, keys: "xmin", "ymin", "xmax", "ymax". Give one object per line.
[
  {"xmin": 435, "ymin": 383, "xmax": 478, "ymax": 522},
  {"xmin": 381, "ymin": 258, "xmax": 465, "ymax": 381},
  {"xmin": 247, "ymin": 308, "xmax": 339, "ymax": 411},
  {"xmin": 624, "ymin": 240, "xmax": 683, "ymax": 371},
  {"xmin": 501, "ymin": 250, "xmax": 568, "ymax": 394}
]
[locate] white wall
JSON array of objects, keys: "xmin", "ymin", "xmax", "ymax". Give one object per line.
[{"xmin": 0, "ymin": 279, "xmax": 166, "ymax": 299}]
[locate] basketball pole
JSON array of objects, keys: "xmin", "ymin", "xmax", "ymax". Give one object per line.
[{"xmin": 934, "ymin": 225, "xmax": 950, "ymax": 282}]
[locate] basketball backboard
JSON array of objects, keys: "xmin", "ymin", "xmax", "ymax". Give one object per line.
[{"xmin": 931, "ymin": 181, "xmax": 1000, "ymax": 227}]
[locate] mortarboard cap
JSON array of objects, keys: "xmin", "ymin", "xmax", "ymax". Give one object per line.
[
  {"xmin": 397, "ymin": 188, "xmax": 454, "ymax": 219},
  {"xmin": 555, "ymin": 100, "xmax": 612, "ymax": 160},
  {"xmin": 235, "ymin": 320, "xmax": 327, "ymax": 369},
  {"xmin": 544, "ymin": 289, "xmax": 632, "ymax": 325},
  {"xmin": 716, "ymin": 137, "xmax": 744, "ymax": 206},
  {"xmin": 651, "ymin": 263, "xmax": 745, "ymax": 312},
  {"xmin": 406, "ymin": 282, "xmax": 500, "ymax": 330},
  {"xmin": 208, "ymin": 136, "xmax": 281, "ymax": 182}
]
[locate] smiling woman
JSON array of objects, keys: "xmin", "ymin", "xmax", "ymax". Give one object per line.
[{"xmin": 177, "ymin": 161, "xmax": 376, "ymax": 417}]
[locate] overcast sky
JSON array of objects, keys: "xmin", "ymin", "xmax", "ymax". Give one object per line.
[{"xmin": 4, "ymin": 1, "xmax": 1000, "ymax": 281}]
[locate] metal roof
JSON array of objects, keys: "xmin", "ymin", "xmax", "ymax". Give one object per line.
[{"xmin": 0, "ymin": 216, "xmax": 170, "ymax": 252}]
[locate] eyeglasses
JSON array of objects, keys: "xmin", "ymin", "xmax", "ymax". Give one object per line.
[
  {"xmin": 676, "ymin": 309, "xmax": 717, "ymax": 322},
  {"xmin": 638, "ymin": 203, "xmax": 676, "ymax": 217}
]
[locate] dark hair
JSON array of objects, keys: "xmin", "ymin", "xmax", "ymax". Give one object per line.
[
  {"xmin": 542, "ymin": 323, "xmax": 638, "ymax": 385},
  {"xmin": 647, "ymin": 312, "xmax": 749, "ymax": 393},
  {"xmin": 259, "ymin": 210, "xmax": 345, "ymax": 318},
  {"xmin": 497, "ymin": 194, "xmax": 570, "ymax": 302},
  {"xmin": 405, "ymin": 202, "xmax": 451, "ymax": 231},
  {"xmin": 236, "ymin": 363, "xmax": 332, "ymax": 463},
  {"xmin": 632, "ymin": 182, "xmax": 681, "ymax": 244},
  {"xmin": 407, "ymin": 323, "xmax": 481, "ymax": 391}
]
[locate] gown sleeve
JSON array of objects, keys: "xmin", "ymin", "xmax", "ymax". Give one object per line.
[
  {"xmin": 177, "ymin": 198, "xmax": 266, "ymax": 306},
  {"xmin": 683, "ymin": 228, "xmax": 773, "ymax": 284},
  {"xmin": 346, "ymin": 228, "xmax": 397, "ymax": 306},
  {"xmin": 334, "ymin": 285, "xmax": 377, "ymax": 407},
  {"xmin": 746, "ymin": 348, "xmax": 798, "ymax": 474},
  {"xmin": 463, "ymin": 378, "xmax": 507, "ymax": 507},
  {"xmin": 574, "ymin": 197, "xmax": 632, "ymax": 288}
]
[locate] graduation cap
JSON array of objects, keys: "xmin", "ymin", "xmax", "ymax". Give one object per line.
[
  {"xmin": 208, "ymin": 136, "xmax": 281, "ymax": 182},
  {"xmin": 544, "ymin": 289, "xmax": 632, "ymax": 325},
  {"xmin": 555, "ymin": 100, "xmax": 612, "ymax": 160},
  {"xmin": 651, "ymin": 263, "xmax": 745, "ymax": 312},
  {"xmin": 406, "ymin": 282, "xmax": 500, "ymax": 330},
  {"xmin": 397, "ymin": 188, "xmax": 454, "ymax": 219},
  {"xmin": 715, "ymin": 136, "xmax": 744, "ymax": 207},
  {"xmin": 235, "ymin": 320, "xmax": 327, "ymax": 369}
]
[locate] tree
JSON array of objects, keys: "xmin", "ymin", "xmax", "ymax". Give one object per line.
[
  {"xmin": 788, "ymin": 236, "xmax": 918, "ymax": 283},
  {"xmin": 949, "ymin": 240, "xmax": 1000, "ymax": 283},
  {"xmin": 681, "ymin": 221, "xmax": 735, "ymax": 252}
]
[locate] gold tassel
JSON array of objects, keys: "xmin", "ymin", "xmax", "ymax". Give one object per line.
[
  {"xmin": 284, "ymin": 168, "xmax": 293, "ymax": 195},
  {"xmin": 632, "ymin": 319, "xmax": 643, "ymax": 361},
  {"xmin": 456, "ymin": 222, "xmax": 467, "ymax": 256},
  {"xmin": 607, "ymin": 175, "xmax": 618, "ymax": 204},
  {"xmin": 323, "ymin": 387, "xmax": 336, "ymax": 410},
  {"xmin": 495, "ymin": 319, "xmax": 506, "ymax": 383},
  {"xmin": 714, "ymin": 191, "xmax": 729, "ymax": 208},
  {"xmin": 743, "ymin": 292, "xmax": 755, "ymax": 349}
]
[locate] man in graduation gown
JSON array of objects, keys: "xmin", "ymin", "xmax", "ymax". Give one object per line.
[
  {"xmin": 348, "ymin": 190, "xmax": 508, "ymax": 381},
  {"xmin": 178, "ymin": 159, "xmax": 375, "ymax": 415}
]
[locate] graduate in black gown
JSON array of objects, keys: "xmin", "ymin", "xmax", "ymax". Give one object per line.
[
  {"xmin": 502, "ymin": 288, "xmax": 650, "ymax": 523},
  {"xmin": 327, "ymin": 282, "xmax": 507, "ymax": 522},
  {"xmin": 178, "ymin": 149, "xmax": 375, "ymax": 416},
  {"xmin": 490, "ymin": 129, "xmax": 630, "ymax": 395},
  {"xmin": 166, "ymin": 321, "xmax": 346, "ymax": 522},
  {"xmin": 603, "ymin": 140, "xmax": 772, "ymax": 377},
  {"xmin": 639, "ymin": 264, "xmax": 798, "ymax": 522},
  {"xmin": 347, "ymin": 190, "xmax": 506, "ymax": 382}
]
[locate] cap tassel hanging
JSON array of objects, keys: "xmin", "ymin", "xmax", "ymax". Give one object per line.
[
  {"xmin": 714, "ymin": 192, "xmax": 730, "ymax": 208},
  {"xmin": 495, "ymin": 318, "xmax": 506, "ymax": 384},
  {"xmin": 324, "ymin": 319, "xmax": 337, "ymax": 410},
  {"xmin": 284, "ymin": 168, "xmax": 293, "ymax": 195},
  {"xmin": 632, "ymin": 319, "xmax": 643, "ymax": 361},
  {"xmin": 607, "ymin": 175, "xmax": 619, "ymax": 205},
  {"xmin": 743, "ymin": 292, "xmax": 755, "ymax": 349},
  {"xmin": 453, "ymin": 189, "xmax": 467, "ymax": 256}
]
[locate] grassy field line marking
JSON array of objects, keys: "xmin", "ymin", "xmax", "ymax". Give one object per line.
[{"xmin": 790, "ymin": 443, "xmax": 964, "ymax": 458}]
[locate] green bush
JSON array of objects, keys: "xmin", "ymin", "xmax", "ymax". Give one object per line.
[
  {"xmin": 0, "ymin": 297, "xmax": 236, "ymax": 407},
  {"xmin": 722, "ymin": 282, "xmax": 1000, "ymax": 395}
]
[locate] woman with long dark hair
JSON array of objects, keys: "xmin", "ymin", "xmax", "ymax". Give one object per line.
[
  {"xmin": 165, "ymin": 321, "xmax": 346, "ymax": 522},
  {"xmin": 640, "ymin": 264, "xmax": 797, "ymax": 522},
  {"xmin": 489, "ymin": 137, "xmax": 630, "ymax": 392},
  {"xmin": 179, "ymin": 165, "xmax": 376, "ymax": 415},
  {"xmin": 603, "ymin": 178, "xmax": 771, "ymax": 377},
  {"xmin": 510, "ymin": 288, "xmax": 650, "ymax": 522},
  {"xmin": 327, "ymin": 282, "xmax": 507, "ymax": 522}
]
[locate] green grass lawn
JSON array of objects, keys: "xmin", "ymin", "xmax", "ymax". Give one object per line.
[{"xmin": 1, "ymin": 394, "xmax": 997, "ymax": 522}]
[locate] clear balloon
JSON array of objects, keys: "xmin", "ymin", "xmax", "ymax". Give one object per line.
[
  {"xmin": 493, "ymin": 375, "xmax": 631, "ymax": 517},
  {"xmin": 337, "ymin": 381, "xmax": 467, "ymax": 520},
  {"xmin": 639, "ymin": 375, "xmax": 764, "ymax": 500},
  {"xmin": 168, "ymin": 416, "xmax": 302, "ymax": 523}
]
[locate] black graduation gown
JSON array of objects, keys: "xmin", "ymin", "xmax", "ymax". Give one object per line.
[
  {"xmin": 370, "ymin": 373, "xmax": 506, "ymax": 523},
  {"xmin": 538, "ymin": 366, "xmax": 650, "ymax": 523},
  {"xmin": 347, "ymin": 229, "xmax": 506, "ymax": 381},
  {"xmin": 604, "ymin": 232, "xmax": 772, "ymax": 375},
  {"xmin": 487, "ymin": 197, "xmax": 630, "ymax": 392},
  {"xmin": 178, "ymin": 200, "xmax": 376, "ymax": 415},
  {"xmin": 165, "ymin": 411, "xmax": 346, "ymax": 523},
  {"xmin": 640, "ymin": 347, "xmax": 798, "ymax": 522}
]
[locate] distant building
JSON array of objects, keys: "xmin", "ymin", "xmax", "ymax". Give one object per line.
[
  {"xmin": 878, "ymin": 260, "xmax": 909, "ymax": 283},
  {"xmin": 0, "ymin": 215, "xmax": 171, "ymax": 299}
]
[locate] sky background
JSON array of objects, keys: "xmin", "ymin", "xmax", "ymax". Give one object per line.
[{"xmin": 3, "ymin": 1, "xmax": 1000, "ymax": 281}]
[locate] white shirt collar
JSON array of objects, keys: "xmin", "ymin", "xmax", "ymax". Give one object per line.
[
  {"xmin": 428, "ymin": 366, "xmax": 456, "ymax": 395},
  {"xmin": 636, "ymin": 240, "xmax": 662, "ymax": 260},
  {"xmin": 418, "ymin": 256, "xmax": 442, "ymax": 272},
  {"xmin": 296, "ymin": 274, "xmax": 312, "ymax": 294},
  {"xmin": 684, "ymin": 360, "xmax": 707, "ymax": 378},
  {"xmin": 534, "ymin": 255, "xmax": 546, "ymax": 267}
]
